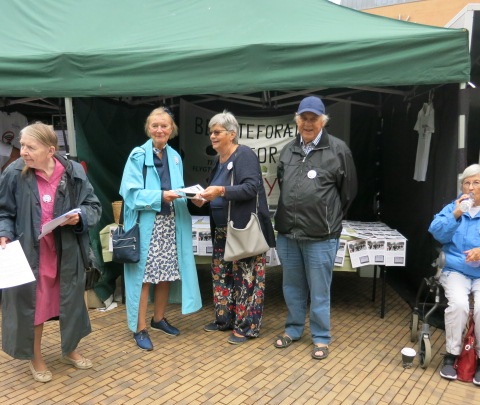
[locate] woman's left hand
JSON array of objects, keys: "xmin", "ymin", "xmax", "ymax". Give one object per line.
[
  {"xmin": 61, "ymin": 213, "xmax": 80, "ymax": 226},
  {"xmin": 200, "ymin": 186, "xmax": 224, "ymax": 202},
  {"xmin": 464, "ymin": 247, "xmax": 480, "ymax": 263}
]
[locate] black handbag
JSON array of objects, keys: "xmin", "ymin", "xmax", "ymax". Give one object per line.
[
  {"xmin": 112, "ymin": 158, "xmax": 146, "ymax": 264},
  {"xmin": 112, "ymin": 211, "xmax": 140, "ymax": 263}
]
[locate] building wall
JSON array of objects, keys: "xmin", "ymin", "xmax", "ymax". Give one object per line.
[{"xmin": 363, "ymin": 0, "xmax": 473, "ymax": 26}]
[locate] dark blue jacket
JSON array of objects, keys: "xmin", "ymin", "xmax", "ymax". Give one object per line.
[{"xmin": 208, "ymin": 145, "xmax": 275, "ymax": 247}]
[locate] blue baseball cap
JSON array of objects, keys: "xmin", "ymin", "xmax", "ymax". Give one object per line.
[{"xmin": 297, "ymin": 96, "xmax": 325, "ymax": 116}]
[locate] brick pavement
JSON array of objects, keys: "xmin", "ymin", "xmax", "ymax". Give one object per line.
[{"xmin": 1, "ymin": 265, "xmax": 480, "ymax": 404}]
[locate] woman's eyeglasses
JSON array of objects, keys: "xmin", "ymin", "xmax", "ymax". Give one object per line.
[
  {"xmin": 209, "ymin": 130, "xmax": 230, "ymax": 136},
  {"xmin": 463, "ymin": 180, "xmax": 480, "ymax": 188}
]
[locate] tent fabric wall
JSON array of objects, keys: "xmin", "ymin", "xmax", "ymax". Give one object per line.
[
  {"xmin": 378, "ymin": 84, "xmax": 460, "ymax": 303},
  {"xmin": 0, "ymin": 0, "xmax": 470, "ymax": 97}
]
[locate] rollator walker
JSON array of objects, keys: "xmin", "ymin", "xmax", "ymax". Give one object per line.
[{"xmin": 410, "ymin": 252, "xmax": 446, "ymax": 368}]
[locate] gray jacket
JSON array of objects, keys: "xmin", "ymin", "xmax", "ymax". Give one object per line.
[
  {"xmin": 274, "ymin": 130, "xmax": 357, "ymax": 240},
  {"xmin": 0, "ymin": 154, "xmax": 101, "ymax": 359}
]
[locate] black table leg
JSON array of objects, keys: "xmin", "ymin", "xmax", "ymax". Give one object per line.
[
  {"xmin": 380, "ymin": 265, "xmax": 387, "ymax": 318},
  {"xmin": 372, "ymin": 265, "xmax": 378, "ymax": 302}
]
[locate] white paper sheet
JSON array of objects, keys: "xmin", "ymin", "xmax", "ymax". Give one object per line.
[
  {"xmin": 38, "ymin": 208, "xmax": 81, "ymax": 239},
  {"xmin": 0, "ymin": 240, "xmax": 35, "ymax": 288},
  {"xmin": 175, "ymin": 184, "xmax": 205, "ymax": 199}
]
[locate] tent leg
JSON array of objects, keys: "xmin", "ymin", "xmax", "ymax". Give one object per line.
[{"xmin": 65, "ymin": 97, "xmax": 77, "ymax": 159}]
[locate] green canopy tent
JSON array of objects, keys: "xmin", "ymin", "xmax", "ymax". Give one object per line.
[
  {"xmin": 0, "ymin": 0, "xmax": 473, "ymax": 303},
  {"xmin": 0, "ymin": 0, "xmax": 470, "ymax": 96}
]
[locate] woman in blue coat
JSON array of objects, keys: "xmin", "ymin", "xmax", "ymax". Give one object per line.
[{"xmin": 119, "ymin": 107, "xmax": 202, "ymax": 351}]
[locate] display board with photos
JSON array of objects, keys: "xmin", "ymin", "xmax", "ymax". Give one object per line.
[{"xmin": 336, "ymin": 221, "xmax": 407, "ymax": 268}]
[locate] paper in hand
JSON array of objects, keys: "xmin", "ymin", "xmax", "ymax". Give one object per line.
[
  {"xmin": 38, "ymin": 208, "xmax": 81, "ymax": 239},
  {"xmin": 0, "ymin": 240, "xmax": 35, "ymax": 288},
  {"xmin": 175, "ymin": 184, "xmax": 205, "ymax": 199}
]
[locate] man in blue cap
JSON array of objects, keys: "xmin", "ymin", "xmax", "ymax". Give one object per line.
[{"xmin": 273, "ymin": 96, "xmax": 357, "ymax": 360}]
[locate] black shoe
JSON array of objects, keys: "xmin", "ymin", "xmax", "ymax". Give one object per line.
[
  {"xmin": 439, "ymin": 353, "xmax": 457, "ymax": 380},
  {"xmin": 204, "ymin": 321, "xmax": 233, "ymax": 332},
  {"xmin": 227, "ymin": 333, "xmax": 247, "ymax": 345},
  {"xmin": 473, "ymin": 359, "xmax": 480, "ymax": 386},
  {"xmin": 150, "ymin": 317, "xmax": 180, "ymax": 336},
  {"xmin": 204, "ymin": 322, "xmax": 220, "ymax": 332}
]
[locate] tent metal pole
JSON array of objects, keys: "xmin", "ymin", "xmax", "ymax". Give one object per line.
[{"xmin": 64, "ymin": 97, "xmax": 77, "ymax": 159}]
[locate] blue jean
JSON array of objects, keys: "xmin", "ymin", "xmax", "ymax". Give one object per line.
[{"xmin": 276, "ymin": 234, "xmax": 338, "ymax": 345}]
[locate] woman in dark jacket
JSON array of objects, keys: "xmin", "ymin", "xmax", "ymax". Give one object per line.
[
  {"xmin": 193, "ymin": 110, "xmax": 275, "ymax": 345},
  {"xmin": 0, "ymin": 123, "xmax": 101, "ymax": 383}
]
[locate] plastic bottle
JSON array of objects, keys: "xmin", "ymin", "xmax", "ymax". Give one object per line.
[{"xmin": 459, "ymin": 193, "xmax": 474, "ymax": 212}]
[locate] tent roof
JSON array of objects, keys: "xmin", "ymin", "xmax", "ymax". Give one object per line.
[{"xmin": 0, "ymin": 0, "xmax": 471, "ymax": 97}]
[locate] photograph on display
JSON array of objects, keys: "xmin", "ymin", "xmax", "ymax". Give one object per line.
[
  {"xmin": 347, "ymin": 239, "xmax": 370, "ymax": 268},
  {"xmin": 386, "ymin": 239, "xmax": 407, "ymax": 266},
  {"xmin": 367, "ymin": 239, "xmax": 386, "ymax": 265},
  {"xmin": 192, "ymin": 231, "xmax": 198, "ymax": 254},
  {"xmin": 191, "ymin": 216, "xmax": 213, "ymax": 256},
  {"xmin": 334, "ymin": 239, "xmax": 346, "ymax": 267}
]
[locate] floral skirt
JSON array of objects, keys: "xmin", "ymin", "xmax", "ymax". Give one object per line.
[
  {"xmin": 210, "ymin": 227, "xmax": 266, "ymax": 337},
  {"xmin": 143, "ymin": 213, "xmax": 180, "ymax": 283}
]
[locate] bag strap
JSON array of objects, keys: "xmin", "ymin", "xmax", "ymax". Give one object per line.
[
  {"xmin": 119, "ymin": 152, "xmax": 147, "ymax": 226},
  {"xmin": 465, "ymin": 313, "xmax": 475, "ymax": 337},
  {"xmin": 226, "ymin": 170, "xmax": 259, "ymax": 223}
]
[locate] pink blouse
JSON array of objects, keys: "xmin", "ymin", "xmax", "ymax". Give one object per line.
[{"xmin": 34, "ymin": 158, "xmax": 65, "ymax": 325}]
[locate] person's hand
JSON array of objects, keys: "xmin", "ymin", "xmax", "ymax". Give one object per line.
[
  {"xmin": 0, "ymin": 236, "xmax": 10, "ymax": 249},
  {"xmin": 464, "ymin": 247, "xmax": 480, "ymax": 263},
  {"xmin": 200, "ymin": 186, "xmax": 224, "ymax": 202},
  {"xmin": 191, "ymin": 194, "xmax": 207, "ymax": 207},
  {"xmin": 163, "ymin": 190, "xmax": 181, "ymax": 203},
  {"xmin": 453, "ymin": 193, "xmax": 472, "ymax": 218},
  {"xmin": 61, "ymin": 213, "xmax": 80, "ymax": 226}
]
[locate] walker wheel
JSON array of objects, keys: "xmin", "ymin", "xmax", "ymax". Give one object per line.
[
  {"xmin": 419, "ymin": 334, "xmax": 432, "ymax": 369},
  {"xmin": 410, "ymin": 313, "xmax": 419, "ymax": 342}
]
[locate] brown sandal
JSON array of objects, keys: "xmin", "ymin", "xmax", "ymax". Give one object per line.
[
  {"xmin": 312, "ymin": 345, "xmax": 329, "ymax": 360},
  {"xmin": 274, "ymin": 335, "xmax": 293, "ymax": 348}
]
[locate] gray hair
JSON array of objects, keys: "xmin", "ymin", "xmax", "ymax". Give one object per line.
[
  {"xmin": 294, "ymin": 113, "xmax": 330, "ymax": 126},
  {"xmin": 460, "ymin": 164, "xmax": 480, "ymax": 184},
  {"xmin": 208, "ymin": 110, "xmax": 239, "ymax": 144}
]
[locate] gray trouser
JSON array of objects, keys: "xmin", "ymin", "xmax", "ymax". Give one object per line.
[{"xmin": 439, "ymin": 271, "xmax": 480, "ymax": 356}]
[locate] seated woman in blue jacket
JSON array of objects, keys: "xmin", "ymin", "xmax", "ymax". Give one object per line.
[{"xmin": 428, "ymin": 163, "xmax": 480, "ymax": 384}]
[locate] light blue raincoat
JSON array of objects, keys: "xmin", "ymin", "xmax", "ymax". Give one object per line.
[{"xmin": 119, "ymin": 140, "xmax": 202, "ymax": 332}]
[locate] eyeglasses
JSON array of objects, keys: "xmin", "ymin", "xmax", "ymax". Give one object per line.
[
  {"xmin": 209, "ymin": 130, "xmax": 230, "ymax": 136},
  {"xmin": 463, "ymin": 180, "xmax": 480, "ymax": 188}
]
